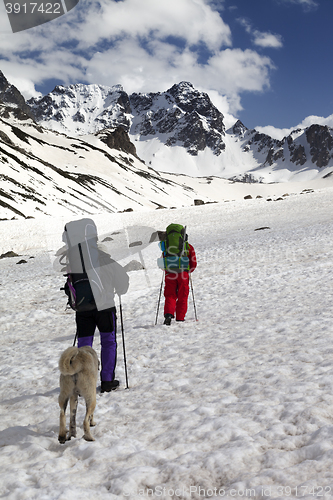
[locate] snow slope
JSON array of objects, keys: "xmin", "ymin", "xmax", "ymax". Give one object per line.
[
  {"xmin": 3, "ymin": 110, "xmax": 333, "ymax": 220},
  {"xmin": 0, "ymin": 114, "xmax": 219, "ymax": 219},
  {"xmin": 1, "ymin": 185, "xmax": 333, "ymax": 499}
]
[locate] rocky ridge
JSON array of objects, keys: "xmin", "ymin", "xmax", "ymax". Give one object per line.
[
  {"xmin": 227, "ymin": 120, "xmax": 333, "ymax": 182},
  {"xmin": 0, "ymin": 103, "xmax": 227, "ymax": 219},
  {"xmin": 26, "ymin": 81, "xmax": 333, "ymax": 181},
  {"xmin": 28, "ymin": 81, "xmax": 226, "ymax": 158},
  {"xmin": 0, "ymin": 70, "xmax": 34, "ymax": 120},
  {"xmin": 1, "ymin": 69, "xmax": 333, "ymax": 220}
]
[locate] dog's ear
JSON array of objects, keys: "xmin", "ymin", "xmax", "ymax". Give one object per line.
[{"xmin": 70, "ymin": 354, "xmax": 77, "ymax": 365}]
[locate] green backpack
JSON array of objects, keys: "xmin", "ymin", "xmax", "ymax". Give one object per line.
[
  {"xmin": 165, "ymin": 224, "xmax": 188, "ymax": 256},
  {"xmin": 157, "ymin": 224, "xmax": 190, "ymax": 272}
]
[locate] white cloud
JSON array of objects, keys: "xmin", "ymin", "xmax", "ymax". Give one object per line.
[
  {"xmin": 0, "ymin": 0, "xmax": 275, "ymax": 117},
  {"xmin": 67, "ymin": 0, "xmax": 232, "ymax": 51},
  {"xmin": 4, "ymin": 75, "xmax": 42, "ymax": 100},
  {"xmin": 205, "ymin": 49, "xmax": 273, "ymax": 94},
  {"xmin": 237, "ymin": 18, "xmax": 283, "ymax": 49},
  {"xmin": 84, "ymin": 42, "xmax": 274, "ymax": 116},
  {"xmin": 254, "ymin": 125, "xmax": 293, "ymax": 141},
  {"xmin": 256, "ymin": 114, "xmax": 333, "ymax": 140},
  {"xmin": 297, "ymin": 114, "xmax": 333, "ymax": 129},
  {"xmin": 0, "ymin": 1, "xmax": 12, "ymax": 33},
  {"xmin": 237, "ymin": 18, "xmax": 252, "ymax": 35},
  {"xmin": 253, "ymin": 31, "xmax": 283, "ymax": 49},
  {"xmin": 201, "ymin": 89, "xmax": 238, "ymax": 128},
  {"xmin": 279, "ymin": 0, "xmax": 319, "ymax": 10}
]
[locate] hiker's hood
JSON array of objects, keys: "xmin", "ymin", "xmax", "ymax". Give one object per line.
[{"xmin": 63, "ymin": 218, "xmax": 98, "ymax": 247}]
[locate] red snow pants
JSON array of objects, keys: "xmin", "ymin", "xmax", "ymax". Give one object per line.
[{"xmin": 164, "ymin": 271, "xmax": 190, "ymax": 321}]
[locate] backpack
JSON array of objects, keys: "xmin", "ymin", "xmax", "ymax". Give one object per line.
[
  {"xmin": 157, "ymin": 224, "xmax": 190, "ymax": 272},
  {"xmin": 64, "ymin": 271, "xmax": 97, "ymax": 312},
  {"xmin": 62, "ymin": 219, "xmax": 106, "ymax": 312}
]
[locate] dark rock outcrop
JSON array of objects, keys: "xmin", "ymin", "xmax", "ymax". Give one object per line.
[
  {"xmin": 96, "ymin": 127, "xmax": 138, "ymax": 157},
  {"xmin": 306, "ymin": 124, "xmax": 333, "ymax": 167},
  {"xmin": 0, "ymin": 70, "xmax": 34, "ymax": 120}
]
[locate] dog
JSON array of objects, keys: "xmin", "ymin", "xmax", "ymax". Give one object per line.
[{"xmin": 58, "ymin": 346, "xmax": 99, "ymax": 444}]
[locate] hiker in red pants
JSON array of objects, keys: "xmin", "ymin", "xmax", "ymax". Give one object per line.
[{"xmin": 159, "ymin": 224, "xmax": 197, "ymax": 325}]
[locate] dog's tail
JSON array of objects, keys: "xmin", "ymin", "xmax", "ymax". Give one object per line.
[{"xmin": 59, "ymin": 346, "xmax": 83, "ymax": 376}]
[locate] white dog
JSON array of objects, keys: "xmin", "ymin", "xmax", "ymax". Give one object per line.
[{"xmin": 58, "ymin": 346, "xmax": 99, "ymax": 443}]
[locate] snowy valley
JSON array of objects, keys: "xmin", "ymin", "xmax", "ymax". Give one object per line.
[
  {"xmin": 1, "ymin": 70, "xmax": 333, "ymax": 220},
  {"xmin": 1, "ymin": 189, "xmax": 333, "ymax": 498},
  {"xmin": 1, "ymin": 69, "xmax": 333, "ymax": 499}
]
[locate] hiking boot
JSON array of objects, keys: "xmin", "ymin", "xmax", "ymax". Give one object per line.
[
  {"xmin": 101, "ymin": 380, "xmax": 119, "ymax": 393},
  {"xmin": 163, "ymin": 314, "xmax": 173, "ymax": 326}
]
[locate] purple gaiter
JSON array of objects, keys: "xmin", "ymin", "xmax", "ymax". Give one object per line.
[
  {"xmin": 77, "ymin": 336, "xmax": 94, "ymax": 348},
  {"xmin": 100, "ymin": 328, "xmax": 117, "ymax": 382},
  {"xmin": 100, "ymin": 304, "xmax": 117, "ymax": 382}
]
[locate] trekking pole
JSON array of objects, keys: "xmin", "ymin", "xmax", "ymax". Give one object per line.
[
  {"xmin": 118, "ymin": 296, "xmax": 129, "ymax": 389},
  {"xmin": 155, "ymin": 272, "xmax": 164, "ymax": 325},
  {"xmin": 189, "ymin": 273, "xmax": 198, "ymax": 321},
  {"xmin": 73, "ymin": 332, "xmax": 77, "ymax": 347}
]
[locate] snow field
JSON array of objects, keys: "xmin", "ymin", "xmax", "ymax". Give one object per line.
[{"xmin": 1, "ymin": 187, "xmax": 333, "ymax": 499}]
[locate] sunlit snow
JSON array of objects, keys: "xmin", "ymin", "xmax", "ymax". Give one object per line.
[{"xmin": 1, "ymin": 185, "xmax": 333, "ymax": 498}]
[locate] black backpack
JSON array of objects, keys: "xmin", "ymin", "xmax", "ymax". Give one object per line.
[{"xmin": 64, "ymin": 247, "xmax": 97, "ymax": 312}]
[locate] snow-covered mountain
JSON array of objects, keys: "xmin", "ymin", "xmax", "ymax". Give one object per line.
[
  {"xmin": 2, "ymin": 69, "xmax": 333, "ymax": 219},
  {"xmin": 1, "ymin": 71, "xmax": 235, "ymax": 219},
  {"xmin": 0, "ymin": 109, "xmax": 220, "ymax": 219},
  {"xmin": 0, "ymin": 71, "xmax": 34, "ymax": 120},
  {"xmin": 28, "ymin": 81, "xmax": 333, "ymax": 181},
  {"xmin": 227, "ymin": 120, "xmax": 333, "ymax": 183}
]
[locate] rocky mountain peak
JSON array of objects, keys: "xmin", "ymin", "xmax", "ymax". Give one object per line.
[
  {"xmin": 228, "ymin": 120, "xmax": 248, "ymax": 137},
  {"xmin": 129, "ymin": 82, "xmax": 226, "ymax": 156},
  {"xmin": 2, "ymin": 69, "xmax": 333, "ymax": 181},
  {"xmin": 27, "ymin": 80, "xmax": 227, "ymax": 158},
  {"xmin": 0, "ymin": 70, "xmax": 34, "ymax": 120},
  {"xmin": 305, "ymin": 124, "xmax": 333, "ymax": 168},
  {"xmin": 28, "ymin": 82, "xmax": 131, "ymax": 134},
  {"xmin": 167, "ymin": 81, "xmax": 196, "ymax": 104},
  {"xmin": 0, "ymin": 70, "xmax": 9, "ymax": 92}
]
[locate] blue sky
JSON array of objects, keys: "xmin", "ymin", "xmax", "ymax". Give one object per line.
[
  {"xmin": 0, "ymin": 0, "xmax": 331, "ymax": 138},
  {"xmin": 222, "ymin": 0, "xmax": 333, "ymax": 132}
]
